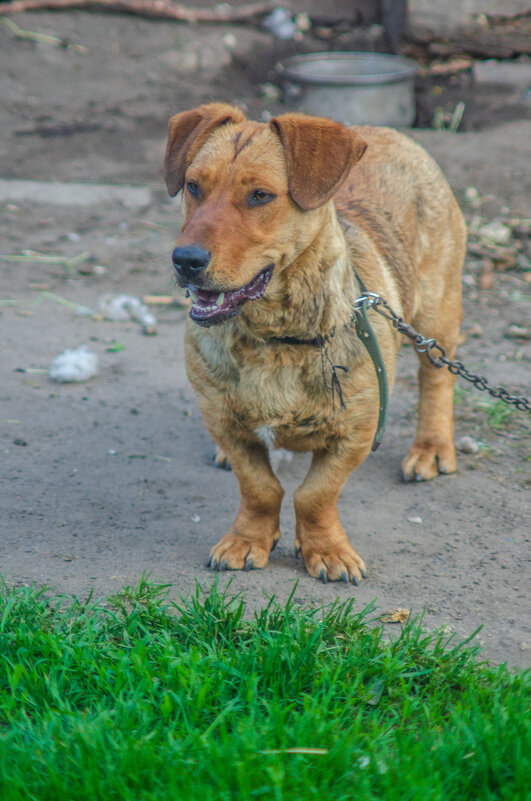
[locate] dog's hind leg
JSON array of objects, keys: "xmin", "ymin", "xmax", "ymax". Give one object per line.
[
  {"xmin": 207, "ymin": 439, "xmax": 284, "ymax": 571},
  {"xmin": 402, "ymin": 349, "xmax": 458, "ymax": 482},
  {"xmin": 402, "ymin": 250, "xmax": 464, "ymax": 482}
]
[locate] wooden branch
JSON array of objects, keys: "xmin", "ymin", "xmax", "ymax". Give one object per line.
[
  {"xmin": 0, "ymin": 0, "xmax": 273, "ymax": 22},
  {"xmin": 428, "ymin": 29, "xmax": 531, "ymax": 59},
  {"xmin": 407, "ymin": 15, "xmax": 531, "ymax": 59}
]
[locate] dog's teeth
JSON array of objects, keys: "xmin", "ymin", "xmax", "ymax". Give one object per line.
[
  {"xmin": 216, "ymin": 293, "xmax": 224, "ymax": 305},
  {"xmin": 188, "ymin": 288, "xmax": 198, "ymax": 301}
]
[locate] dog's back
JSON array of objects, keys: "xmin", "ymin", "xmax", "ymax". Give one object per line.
[{"xmin": 336, "ymin": 126, "xmax": 466, "ymax": 322}]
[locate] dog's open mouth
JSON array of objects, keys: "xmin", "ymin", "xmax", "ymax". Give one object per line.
[{"xmin": 186, "ymin": 265, "xmax": 274, "ymax": 326}]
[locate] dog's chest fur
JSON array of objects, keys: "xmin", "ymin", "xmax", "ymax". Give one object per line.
[{"xmin": 186, "ymin": 320, "xmax": 377, "ymax": 450}]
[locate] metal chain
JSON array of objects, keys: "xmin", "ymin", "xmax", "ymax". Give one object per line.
[{"xmin": 351, "ymin": 293, "xmax": 531, "ymax": 413}]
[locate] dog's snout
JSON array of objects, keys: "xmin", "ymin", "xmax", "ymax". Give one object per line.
[{"xmin": 172, "ymin": 245, "xmax": 211, "ymax": 280}]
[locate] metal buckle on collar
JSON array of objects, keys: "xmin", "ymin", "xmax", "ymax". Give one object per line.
[{"xmin": 351, "ymin": 292, "xmax": 381, "ymax": 312}]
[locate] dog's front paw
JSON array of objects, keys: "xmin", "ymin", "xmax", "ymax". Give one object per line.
[
  {"xmin": 207, "ymin": 531, "xmax": 280, "ymax": 572},
  {"xmin": 402, "ymin": 438, "xmax": 456, "ymax": 482},
  {"xmin": 297, "ymin": 540, "xmax": 367, "ymax": 585}
]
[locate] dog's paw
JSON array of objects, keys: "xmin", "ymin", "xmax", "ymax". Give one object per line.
[
  {"xmin": 402, "ymin": 438, "xmax": 456, "ymax": 482},
  {"xmin": 298, "ymin": 541, "xmax": 367, "ymax": 585},
  {"xmin": 213, "ymin": 446, "xmax": 231, "ymax": 470},
  {"xmin": 207, "ymin": 532, "xmax": 279, "ymax": 571}
]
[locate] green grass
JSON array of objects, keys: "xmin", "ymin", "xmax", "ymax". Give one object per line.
[
  {"xmin": 454, "ymin": 385, "xmax": 528, "ymax": 434},
  {"xmin": 0, "ymin": 579, "xmax": 529, "ymax": 801},
  {"xmin": 478, "ymin": 398, "xmax": 517, "ymax": 430}
]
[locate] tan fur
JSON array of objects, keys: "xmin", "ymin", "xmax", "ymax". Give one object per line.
[{"xmin": 164, "ymin": 104, "xmax": 466, "ymax": 583}]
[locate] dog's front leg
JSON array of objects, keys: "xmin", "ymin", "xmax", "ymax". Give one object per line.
[
  {"xmin": 294, "ymin": 441, "xmax": 371, "ymax": 584},
  {"xmin": 208, "ymin": 439, "xmax": 284, "ymax": 571}
]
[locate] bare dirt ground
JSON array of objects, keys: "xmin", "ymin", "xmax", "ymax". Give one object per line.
[{"xmin": 0, "ymin": 10, "xmax": 529, "ymax": 667}]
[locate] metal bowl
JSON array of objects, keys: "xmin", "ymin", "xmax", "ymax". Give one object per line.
[{"xmin": 275, "ymin": 52, "xmax": 418, "ymax": 127}]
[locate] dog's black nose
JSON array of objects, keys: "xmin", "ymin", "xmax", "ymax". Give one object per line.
[{"xmin": 172, "ymin": 246, "xmax": 210, "ymax": 281}]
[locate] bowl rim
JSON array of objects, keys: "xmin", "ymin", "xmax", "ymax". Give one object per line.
[{"xmin": 275, "ymin": 51, "xmax": 418, "ymax": 86}]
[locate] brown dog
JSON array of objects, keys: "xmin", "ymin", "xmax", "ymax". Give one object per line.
[{"xmin": 164, "ymin": 103, "xmax": 466, "ymax": 584}]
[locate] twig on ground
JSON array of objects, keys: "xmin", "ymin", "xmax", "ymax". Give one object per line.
[
  {"xmin": 40, "ymin": 290, "xmax": 94, "ymax": 314},
  {"xmin": 0, "ymin": 17, "xmax": 88, "ymax": 52},
  {"xmin": 0, "ymin": 250, "xmax": 91, "ymax": 273},
  {"xmin": 0, "ymin": 0, "xmax": 273, "ymax": 23}
]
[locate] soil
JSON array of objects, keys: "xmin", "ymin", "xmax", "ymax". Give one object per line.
[{"xmin": 0, "ymin": 10, "xmax": 529, "ymax": 668}]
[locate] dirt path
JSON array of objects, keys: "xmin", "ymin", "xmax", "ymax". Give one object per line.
[{"xmin": 1, "ymin": 12, "xmax": 529, "ymax": 667}]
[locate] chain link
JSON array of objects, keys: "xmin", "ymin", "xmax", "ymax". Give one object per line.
[{"xmin": 351, "ymin": 294, "xmax": 531, "ymax": 413}]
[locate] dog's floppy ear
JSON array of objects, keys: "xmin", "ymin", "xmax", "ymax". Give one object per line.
[
  {"xmin": 164, "ymin": 103, "xmax": 246, "ymax": 196},
  {"xmin": 270, "ymin": 113, "xmax": 367, "ymax": 210}
]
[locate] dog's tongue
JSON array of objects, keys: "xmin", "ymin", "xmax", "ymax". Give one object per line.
[
  {"xmin": 195, "ymin": 288, "xmax": 221, "ymax": 303},
  {"xmin": 188, "ymin": 265, "xmax": 273, "ymax": 326}
]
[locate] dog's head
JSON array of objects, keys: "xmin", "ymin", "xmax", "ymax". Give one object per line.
[{"xmin": 164, "ymin": 103, "xmax": 367, "ymax": 327}]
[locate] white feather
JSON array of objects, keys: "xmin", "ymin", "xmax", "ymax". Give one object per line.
[{"xmin": 49, "ymin": 345, "xmax": 99, "ymax": 383}]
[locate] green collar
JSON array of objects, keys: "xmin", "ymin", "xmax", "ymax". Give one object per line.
[{"xmin": 351, "ymin": 295, "xmax": 388, "ymax": 451}]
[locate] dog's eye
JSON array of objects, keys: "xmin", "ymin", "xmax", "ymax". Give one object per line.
[
  {"xmin": 186, "ymin": 180, "xmax": 200, "ymax": 198},
  {"xmin": 248, "ymin": 189, "xmax": 276, "ymax": 207}
]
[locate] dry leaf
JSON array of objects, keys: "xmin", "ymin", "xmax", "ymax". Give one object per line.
[{"xmin": 380, "ymin": 608, "xmax": 410, "ymax": 624}]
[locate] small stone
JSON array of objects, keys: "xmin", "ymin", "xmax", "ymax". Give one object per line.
[
  {"xmin": 465, "ymin": 186, "xmax": 480, "ymax": 206},
  {"xmin": 473, "ymin": 60, "xmax": 531, "ymax": 88},
  {"xmin": 191, "ymin": 513, "xmax": 200, "ymax": 523},
  {"xmin": 258, "ymin": 82, "xmax": 281, "ymax": 102},
  {"xmin": 407, "ymin": 516, "xmax": 423, "ymax": 524},
  {"xmin": 222, "ymin": 32, "xmax": 237, "ymax": 49},
  {"xmin": 457, "ymin": 436, "xmax": 480, "ymax": 454},
  {"xmin": 505, "ymin": 323, "xmax": 531, "ymax": 340},
  {"xmin": 295, "ymin": 13, "xmax": 311, "ymax": 32},
  {"xmin": 477, "ymin": 220, "xmax": 512, "ymax": 246}
]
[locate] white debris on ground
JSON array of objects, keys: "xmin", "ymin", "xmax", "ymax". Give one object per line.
[
  {"xmin": 98, "ymin": 294, "xmax": 157, "ymax": 334},
  {"xmin": 457, "ymin": 435, "xmax": 481, "ymax": 454},
  {"xmin": 262, "ymin": 8, "xmax": 298, "ymax": 39},
  {"xmin": 476, "ymin": 220, "xmax": 513, "ymax": 246},
  {"xmin": 49, "ymin": 345, "xmax": 99, "ymax": 383}
]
